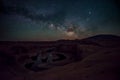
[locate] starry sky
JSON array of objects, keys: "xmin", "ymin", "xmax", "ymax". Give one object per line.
[{"xmin": 0, "ymin": 0, "xmax": 120, "ymax": 41}]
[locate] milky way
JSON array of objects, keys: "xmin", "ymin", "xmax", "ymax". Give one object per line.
[{"xmin": 0, "ymin": 0, "xmax": 120, "ymax": 41}]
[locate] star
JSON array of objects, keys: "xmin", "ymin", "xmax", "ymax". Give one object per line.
[
  {"xmin": 49, "ymin": 23, "xmax": 55, "ymax": 29},
  {"xmin": 88, "ymin": 11, "xmax": 92, "ymax": 15}
]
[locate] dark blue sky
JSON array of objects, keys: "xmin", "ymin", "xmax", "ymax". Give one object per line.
[{"xmin": 0, "ymin": 0, "xmax": 120, "ymax": 41}]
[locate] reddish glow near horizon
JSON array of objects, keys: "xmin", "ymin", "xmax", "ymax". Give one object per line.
[{"xmin": 64, "ymin": 27, "xmax": 78, "ymax": 40}]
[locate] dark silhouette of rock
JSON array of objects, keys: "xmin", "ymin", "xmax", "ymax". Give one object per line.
[
  {"xmin": 11, "ymin": 46, "xmax": 28, "ymax": 55},
  {"xmin": 0, "ymin": 34, "xmax": 120, "ymax": 80},
  {"xmin": 0, "ymin": 51, "xmax": 16, "ymax": 66}
]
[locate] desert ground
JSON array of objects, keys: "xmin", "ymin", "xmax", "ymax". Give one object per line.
[{"xmin": 0, "ymin": 35, "xmax": 120, "ymax": 80}]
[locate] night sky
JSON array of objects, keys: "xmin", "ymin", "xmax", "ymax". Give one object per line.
[{"xmin": 0, "ymin": 0, "xmax": 120, "ymax": 41}]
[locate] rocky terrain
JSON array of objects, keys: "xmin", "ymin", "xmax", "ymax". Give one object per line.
[{"xmin": 0, "ymin": 34, "xmax": 120, "ymax": 80}]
